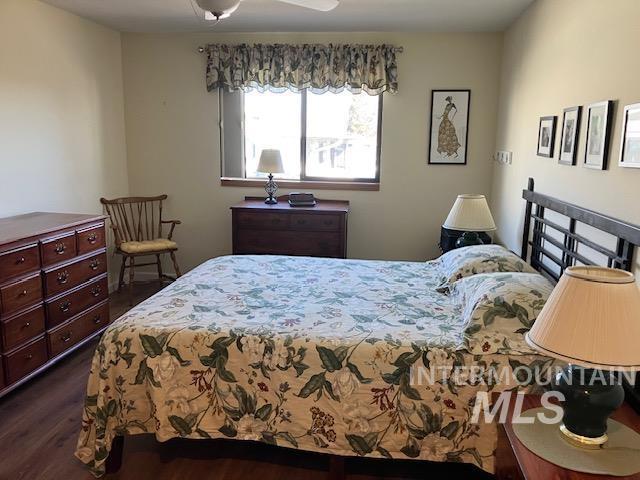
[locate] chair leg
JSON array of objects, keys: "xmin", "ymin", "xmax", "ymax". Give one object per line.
[
  {"xmin": 156, "ymin": 254, "xmax": 163, "ymax": 285},
  {"xmin": 118, "ymin": 256, "xmax": 126, "ymax": 293},
  {"xmin": 128, "ymin": 257, "xmax": 135, "ymax": 306},
  {"xmin": 170, "ymin": 251, "xmax": 182, "ymax": 278}
]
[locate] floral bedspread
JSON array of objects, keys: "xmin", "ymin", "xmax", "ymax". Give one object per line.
[{"xmin": 76, "ymin": 255, "xmax": 551, "ymax": 476}]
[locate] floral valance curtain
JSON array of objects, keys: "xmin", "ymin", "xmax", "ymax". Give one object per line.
[{"xmin": 204, "ymin": 43, "xmax": 399, "ymax": 95}]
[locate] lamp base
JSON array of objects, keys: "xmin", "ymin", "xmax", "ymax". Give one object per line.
[
  {"xmin": 454, "ymin": 231, "xmax": 485, "ymax": 249},
  {"xmin": 554, "ymin": 365, "xmax": 624, "ymax": 446},
  {"xmin": 264, "ymin": 173, "xmax": 278, "ymax": 205},
  {"xmin": 559, "ymin": 424, "xmax": 608, "ymax": 449},
  {"xmin": 264, "ymin": 197, "xmax": 277, "ymax": 205}
]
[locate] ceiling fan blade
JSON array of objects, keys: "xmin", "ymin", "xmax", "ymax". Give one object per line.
[{"xmin": 277, "ymin": 0, "xmax": 339, "ymax": 12}]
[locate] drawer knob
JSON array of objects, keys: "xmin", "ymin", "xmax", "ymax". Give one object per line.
[
  {"xmin": 26, "ymin": 354, "xmax": 33, "ymax": 360},
  {"xmin": 297, "ymin": 219, "xmax": 306, "ymax": 225},
  {"xmin": 21, "ymin": 321, "xmax": 31, "ymax": 329},
  {"xmin": 61, "ymin": 332, "xmax": 72, "ymax": 343},
  {"xmin": 54, "ymin": 243, "xmax": 66, "ymax": 255},
  {"xmin": 60, "ymin": 301, "xmax": 71, "ymax": 312},
  {"xmin": 89, "ymin": 260, "xmax": 100, "ymax": 271},
  {"xmin": 93, "ymin": 315, "xmax": 102, "ymax": 325},
  {"xmin": 271, "ymin": 218, "xmax": 280, "ymax": 224},
  {"xmin": 324, "ymin": 220, "xmax": 333, "ymax": 226},
  {"xmin": 57, "ymin": 271, "xmax": 69, "ymax": 284},
  {"xmin": 16, "ymin": 256, "xmax": 26, "ymax": 264},
  {"xmin": 20, "ymin": 289, "xmax": 28, "ymax": 296},
  {"xmin": 87, "ymin": 233, "xmax": 98, "ymax": 244},
  {"xmin": 91, "ymin": 286, "xmax": 102, "ymax": 297}
]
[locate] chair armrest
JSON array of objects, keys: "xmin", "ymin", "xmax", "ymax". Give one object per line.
[{"xmin": 161, "ymin": 220, "xmax": 181, "ymax": 240}]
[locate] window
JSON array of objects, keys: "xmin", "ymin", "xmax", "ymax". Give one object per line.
[{"xmin": 221, "ymin": 90, "xmax": 382, "ymax": 183}]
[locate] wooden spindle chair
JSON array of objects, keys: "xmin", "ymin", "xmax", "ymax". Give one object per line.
[{"xmin": 100, "ymin": 195, "xmax": 182, "ymax": 304}]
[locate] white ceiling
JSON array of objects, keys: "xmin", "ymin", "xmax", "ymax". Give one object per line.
[{"xmin": 40, "ymin": 0, "xmax": 534, "ymax": 33}]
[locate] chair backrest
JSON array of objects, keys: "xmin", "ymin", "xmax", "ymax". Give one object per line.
[{"xmin": 100, "ymin": 195, "xmax": 168, "ymax": 246}]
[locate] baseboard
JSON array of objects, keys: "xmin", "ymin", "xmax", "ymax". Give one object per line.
[{"xmin": 108, "ymin": 271, "xmax": 162, "ymax": 293}]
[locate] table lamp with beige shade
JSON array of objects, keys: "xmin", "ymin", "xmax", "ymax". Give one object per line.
[
  {"xmin": 256, "ymin": 149, "xmax": 285, "ymax": 205},
  {"xmin": 525, "ymin": 265, "xmax": 640, "ymax": 449},
  {"xmin": 443, "ymin": 194, "xmax": 497, "ymax": 248}
]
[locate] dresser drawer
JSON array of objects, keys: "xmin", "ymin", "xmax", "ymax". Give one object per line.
[
  {"xmin": 289, "ymin": 214, "xmax": 341, "ymax": 232},
  {"xmin": 76, "ymin": 224, "xmax": 106, "ymax": 256},
  {"xmin": 45, "ymin": 275, "xmax": 108, "ymax": 329},
  {"xmin": 0, "ymin": 244, "xmax": 40, "ymax": 282},
  {"xmin": 0, "ymin": 355, "xmax": 4, "ymax": 389},
  {"xmin": 0, "ymin": 274, "xmax": 43, "ymax": 316},
  {"xmin": 4, "ymin": 336, "xmax": 47, "ymax": 385},
  {"xmin": 44, "ymin": 251, "xmax": 107, "ymax": 298},
  {"xmin": 47, "ymin": 301, "xmax": 109, "ymax": 357},
  {"xmin": 236, "ymin": 211, "xmax": 290, "ymax": 230},
  {"xmin": 235, "ymin": 230, "xmax": 343, "ymax": 258},
  {"xmin": 41, "ymin": 232, "xmax": 76, "ymax": 267},
  {"xmin": 1, "ymin": 304, "xmax": 45, "ymax": 352}
]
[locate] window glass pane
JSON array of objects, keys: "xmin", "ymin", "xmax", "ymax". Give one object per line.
[
  {"xmin": 244, "ymin": 91, "xmax": 301, "ymax": 179},
  {"xmin": 305, "ymin": 91, "xmax": 379, "ymax": 180}
]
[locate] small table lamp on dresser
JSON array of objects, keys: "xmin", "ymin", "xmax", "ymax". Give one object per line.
[
  {"xmin": 515, "ymin": 266, "xmax": 640, "ymax": 476},
  {"xmin": 257, "ymin": 149, "xmax": 284, "ymax": 205},
  {"xmin": 441, "ymin": 194, "xmax": 496, "ymax": 251}
]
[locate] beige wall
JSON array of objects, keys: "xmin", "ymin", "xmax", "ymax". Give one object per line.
[
  {"xmin": 491, "ymin": 0, "xmax": 640, "ymax": 273},
  {"xmin": 121, "ymin": 32, "xmax": 502, "ymax": 271},
  {"xmin": 0, "ymin": 0, "xmax": 128, "ymax": 280},
  {"xmin": 0, "ymin": 0, "xmax": 129, "ymax": 217}
]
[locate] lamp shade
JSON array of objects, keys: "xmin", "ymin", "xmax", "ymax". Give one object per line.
[
  {"xmin": 443, "ymin": 194, "xmax": 496, "ymax": 231},
  {"xmin": 526, "ymin": 266, "xmax": 640, "ymax": 371},
  {"xmin": 257, "ymin": 149, "xmax": 284, "ymax": 174}
]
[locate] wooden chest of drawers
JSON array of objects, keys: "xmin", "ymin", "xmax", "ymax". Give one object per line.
[
  {"xmin": 231, "ymin": 196, "xmax": 349, "ymax": 258},
  {"xmin": 0, "ymin": 212, "xmax": 110, "ymax": 398}
]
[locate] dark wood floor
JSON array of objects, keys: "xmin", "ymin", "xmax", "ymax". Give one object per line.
[{"xmin": 0, "ymin": 281, "xmax": 491, "ymax": 480}]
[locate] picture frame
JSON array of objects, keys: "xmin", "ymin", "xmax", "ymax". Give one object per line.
[
  {"xmin": 619, "ymin": 102, "xmax": 640, "ymax": 169},
  {"xmin": 428, "ymin": 89, "xmax": 470, "ymax": 165},
  {"xmin": 558, "ymin": 106, "xmax": 581, "ymax": 166},
  {"xmin": 584, "ymin": 100, "xmax": 614, "ymax": 170},
  {"xmin": 537, "ymin": 116, "xmax": 557, "ymax": 158}
]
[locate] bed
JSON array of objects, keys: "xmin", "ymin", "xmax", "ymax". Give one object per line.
[{"xmin": 75, "ymin": 178, "xmax": 640, "ymax": 477}]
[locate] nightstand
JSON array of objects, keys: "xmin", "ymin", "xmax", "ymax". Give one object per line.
[{"xmin": 493, "ymin": 393, "xmax": 640, "ymax": 480}]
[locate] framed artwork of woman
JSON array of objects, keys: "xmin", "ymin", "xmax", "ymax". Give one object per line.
[{"xmin": 428, "ymin": 89, "xmax": 471, "ymax": 165}]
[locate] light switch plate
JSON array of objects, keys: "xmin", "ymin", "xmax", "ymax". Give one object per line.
[{"xmin": 496, "ymin": 151, "xmax": 512, "ymax": 164}]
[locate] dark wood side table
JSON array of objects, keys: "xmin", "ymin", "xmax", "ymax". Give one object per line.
[
  {"xmin": 493, "ymin": 393, "xmax": 640, "ymax": 480},
  {"xmin": 231, "ymin": 196, "xmax": 349, "ymax": 258}
]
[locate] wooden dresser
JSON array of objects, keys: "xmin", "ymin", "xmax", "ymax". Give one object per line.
[
  {"xmin": 231, "ymin": 196, "xmax": 349, "ymax": 258},
  {"xmin": 0, "ymin": 212, "xmax": 110, "ymax": 398}
]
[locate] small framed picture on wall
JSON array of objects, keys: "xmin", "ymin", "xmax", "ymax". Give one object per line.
[
  {"xmin": 619, "ymin": 102, "xmax": 640, "ymax": 168},
  {"xmin": 584, "ymin": 100, "xmax": 614, "ymax": 170},
  {"xmin": 558, "ymin": 106, "xmax": 581, "ymax": 165},
  {"xmin": 537, "ymin": 116, "xmax": 557, "ymax": 157},
  {"xmin": 428, "ymin": 89, "xmax": 470, "ymax": 165}
]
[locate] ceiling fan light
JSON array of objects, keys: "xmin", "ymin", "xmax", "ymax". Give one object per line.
[{"xmin": 196, "ymin": 0, "xmax": 241, "ymax": 19}]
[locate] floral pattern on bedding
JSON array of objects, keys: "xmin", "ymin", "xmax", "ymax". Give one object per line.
[
  {"xmin": 436, "ymin": 244, "xmax": 537, "ymax": 292},
  {"xmin": 75, "ymin": 255, "xmax": 552, "ymax": 477}
]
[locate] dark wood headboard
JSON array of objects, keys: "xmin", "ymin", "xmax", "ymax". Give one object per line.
[{"xmin": 520, "ymin": 177, "xmax": 640, "ymax": 411}]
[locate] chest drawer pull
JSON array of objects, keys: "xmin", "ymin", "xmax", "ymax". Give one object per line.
[
  {"xmin": 57, "ymin": 271, "xmax": 69, "ymax": 284},
  {"xmin": 297, "ymin": 219, "xmax": 306, "ymax": 225},
  {"xmin": 60, "ymin": 301, "xmax": 71, "ymax": 312},
  {"xmin": 60, "ymin": 332, "xmax": 73, "ymax": 343},
  {"xmin": 324, "ymin": 220, "xmax": 333, "ymax": 226},
  {"xmin": 90, "ymin": 286, "xmax": 102, "ymax": 297},
  {"xmin": 89, "ymin": 260, "xmax": 100, "ymax": 271},
  {"xmin": 21, "ymin": 321, "xmax": 31, "ymax": 329},
  {"xmin": 54, "ymin": 243, "xmax": 66, "ymax": 255},
  {"xmin": 87, "ymin": 233, "xmax": 98, "ymax": 244},
  {"xmin": 93, "ymin": 314, "xmax": 102, "ymax": 325},
  {"xmin": 20, "ymin": 289, "xmax": 28, "ymax": 296},
  {"xmin": 16, "ymin": 256, "xmax": 26, "ymax": 264},
  {"xmin": 26, "ymin": 353, "xmax": 34, "ymax": 360}
]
